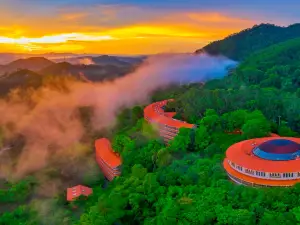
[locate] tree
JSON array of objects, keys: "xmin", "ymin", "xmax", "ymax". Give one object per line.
[
  {"xmin": 278, "ymin": 125, "xmax": 298, "ymax": 137},
  {"xmin": 131, "ymin": 164, "xmax": 147, "ymax": 179},
  {"xmin": 242, "ymin": 110, "xmax": 271, "ymax": 138},
  {"xmin": 167, "ymin": 128, "xmax": 192, "ymax": 152},
  {"xmin": 131, "ymin": 106, "xmax": 144, "ymax": 122},
  {"xmin": 194, "ymin": 126, "xmax": 210, "ymax": 153},
  {"xmin": 215, "ymin": 205, "xmax": 255, "ymax": 225},
  {"xmin": 292, "ymin": 207, "xmax": 300, "ymax": 224},
  {"xmin": 115, "ymin": 106, "xmax": 143, "ymax": 131},
  {"xmin": 198, "ymin": 109, "xmax": 222, "ymax": 133},
  {"xmin": 112, "ymin": 134, "xmax": 135, "ymax": 154},
  {"xmin": 242, "ymin": 118, "xmax": 271, "ymax": 139},
  {"xmin": 0, "ymin": 205, "xmax": 38, "ymax": 225},
  {"xmin": 156, "ymin": 148, "xmax": 173, "ymax": 167},
  {"xmin": 222, "ymin": 110, "xmax": 248, "ymax": 131},
  {"xmin": 204, "ymin": 143, "xmax": 222, "ymax": 158}
]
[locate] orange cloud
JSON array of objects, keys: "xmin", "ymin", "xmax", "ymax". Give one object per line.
[
  {"xmin": 0, "ymin": 6, "xmax": 255, "ymax": 54},
  {"xmin": 186, "ymin": 12, "xmax": 251, "ymax": 24},
  {"xmin": 60, "ymin": 12, "xmax": 88, "ymax": 21}
]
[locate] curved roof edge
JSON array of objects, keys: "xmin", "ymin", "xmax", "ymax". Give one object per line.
[
  {"xmin": 144, "ymin": 99, "xmax": 194, "ymax": 129},
  {"xmin": 95, "ymin": 138, "xmax": 122, "ymax": 168},
  {"xmin": 223, "ymin": 159, "xmax": 300, "ymax": 187}
]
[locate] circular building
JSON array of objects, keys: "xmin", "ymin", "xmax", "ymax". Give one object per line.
[{"xmin": 223, "ymin": 137, "xmax": 300, "ymax": 187}]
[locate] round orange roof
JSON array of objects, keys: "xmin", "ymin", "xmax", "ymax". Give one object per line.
[{"xmin": 226, "ymin": 137, "xmax": 300, "ymax": 173}]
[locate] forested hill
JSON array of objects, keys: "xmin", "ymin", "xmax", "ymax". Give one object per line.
[
  {"xmin": 195, "ymin": 23, "xmax": 300, "ymax": 61},
  {"xmin": 230, "ymin": 37, "xmax": 300, "ymax": 92},
  {"xmin": 164, "ymin": 37, "xmax": 300, "ymax": 134}
]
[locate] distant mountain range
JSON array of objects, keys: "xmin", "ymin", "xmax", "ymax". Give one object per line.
[
  {"xmin": 60, "ymin": 55, "xmax": 145, "ymax": 67},
  {"xmin": 0, "ymin": 55, "xmax": 145, "ymax": 76},
  {"xmin": 0, "ymin": 53, "xmax": 147, "ymax": 65},
  {"xmin": 0, "ymin": 57, "xmax": 54, "ymax": 74},
  {"xmin": 0, "ymin": 55, "xmax": 145, "ymax": 96},
  {"xmin": 40, "ymin": 62, "xmax": 135, "ymax": 81},
  {"xmin": 196, "ymin": 23, "xmax": 300, "ymax": 61}
]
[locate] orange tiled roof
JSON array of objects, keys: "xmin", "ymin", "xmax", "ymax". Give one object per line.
[
  {"xmin": 226, "ymin": 137, "xmax": 300, "ymax": 173},
  {"xmin": 223, "ymin": 160, "xmax": 300, "ymax": 186},
  {"xmin": 144, "ymin": 100, "xmax": 194, "ymax": 129},
  {"xmin": 66, "ymin": 185, "xmax": 93, "ymax": 201},
  {"xmin": 95, "ymin": 138, "xmax": 122, "ymax": 168},
  {"xmin": 164, "ymin": 112, "xmax": 177, "ymax": 118}
]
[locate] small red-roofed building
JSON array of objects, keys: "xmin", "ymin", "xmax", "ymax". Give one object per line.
[
  {"xmin": 95, "ymin": 138, "xmax": 122, "ymax": 181},
  {"xmin": 270, "ymin": 133, "xmax": 280, "ymax": 137},
  {"xmin": 225, "ymin": 129, "xmax": 243, "ymax": 135},
  {"xmin": 66, "ymin": 185, "xmax": 93, "ymax": 202},
  {"xmin": 144, "ymin": 100, "xmax": 195, "ymax": 143}
]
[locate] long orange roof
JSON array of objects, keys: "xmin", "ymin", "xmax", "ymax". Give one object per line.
[
  {"xmin": 164, "ymin": 112, "xmax": 177, "ymax": 118},
  {"xmin": 95, "ymin": 138, "xmax": 122, "ymax": 168},
  {"xmin": 226, "ymin": 137, "xmax": 300, "ymax": 173},
  {"xmin": 144, "ymin": 100, "xmax": 194, "ymax": 129}
]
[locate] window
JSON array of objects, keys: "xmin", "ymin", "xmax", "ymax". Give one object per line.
[
  {"xmin": 255, "ymin": 171, "xmax": 265, "ymax": 177},
  {"xmin": 246, "ymin": 169, "xmax": 254, "ymax": 175},
  {"xmin": 236, "ymin": 165, "xmax": 243, "ymax": 171},
  {"xmin": 285, "ymin": 173, "xmax": 294, "ymax": 178},
  {"xmin": 270, "ymin": 173, "xmax": 281, "ymax": 178}
]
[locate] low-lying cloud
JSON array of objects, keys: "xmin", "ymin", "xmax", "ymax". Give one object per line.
[
  {"xmin": 78, "ymin": 57, "xmax": 95, "ymax": 65},
  {"xmin": 0, "ymin": 53, "xmax": 237, "ymax": 179}
]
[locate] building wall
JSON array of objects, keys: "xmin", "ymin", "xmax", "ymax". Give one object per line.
[
  {"xmin": 227, "ymin": 158, "xmax": 300, "ymax": 180},
  {"xmin": 226, "ymin": 173, "xmax": 291, "ymax": 188},
  {"xmin": 144, "ymin": 100, "xmax": 194, "ymax": 143},
  {"xmin": 145, "ymin": 114, "xmax": 179, "ymax": 142},
  {"xmin": 96, "ymin": 153, "xmax": 121, "ymax": 181}
]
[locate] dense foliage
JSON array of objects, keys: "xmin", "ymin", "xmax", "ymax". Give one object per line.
[
  {"xmin": 197, "ymin": 23, "xmax": 300, "ymax": 60},
  {"xmin": 173, "ymin": 38, "xmax": 300, "ymax": 134},
  {"xmin": 233, "ymin": 37, "xmax": 300, "ymax": 92},
  {"xmin": 68, "ymin": 108, "xmax": 300, "ymax": 225}
]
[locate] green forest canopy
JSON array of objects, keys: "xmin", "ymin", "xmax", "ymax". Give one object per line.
[{"xmin": 197, "ymin": 23, "xmax": 300, "ymax": 61}]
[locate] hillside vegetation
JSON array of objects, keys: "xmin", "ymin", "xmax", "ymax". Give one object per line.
[
  {"xmin": 196, "ymin": 23, "xmax": 300, "ymax": 60},
  {"xmin": 234, "ymin": 37, "xmax": 300, "ymax": 92},
  {"xmin": 172, "ymin": 37, "xmax": 300, "ymax": 133}
]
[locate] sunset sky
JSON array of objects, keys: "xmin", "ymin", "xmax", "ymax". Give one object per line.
[{"xmin": 1, "ymin": 0, "xmax": 300, "ymax": 54}]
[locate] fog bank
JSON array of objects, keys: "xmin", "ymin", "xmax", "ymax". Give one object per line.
[{"xmin": 0, "ymin": 53, "xmax": 237, "ymax": 179}]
